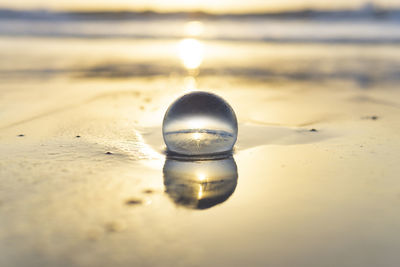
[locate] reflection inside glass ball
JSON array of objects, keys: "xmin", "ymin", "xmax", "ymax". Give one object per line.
[
  {"xmin": 163, "ymin": 156, "xmax": 238, "ymax": 209},
  {"xmin": 162, "ymin": 91, "xmax": 238, "ymax": 156}
]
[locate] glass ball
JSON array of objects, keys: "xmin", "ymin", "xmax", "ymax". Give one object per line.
[{"xmin": 162, "ymin": 91, "xmax": 238, "ymax": 156}]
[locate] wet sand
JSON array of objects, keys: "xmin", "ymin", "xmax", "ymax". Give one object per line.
[{"xmin": 1, "ymin": 38, "xmax": 400, "ymax": 267}]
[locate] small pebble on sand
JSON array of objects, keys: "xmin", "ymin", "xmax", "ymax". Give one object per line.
[
  {"xmin": 362, "ymin": 115, "xmax": 379, "ymax": 120},
  {"xmin": 125, "ymin": 198, "xmax": 143, "ymax": 206},
  {"xmin": 104, "ymin": 221, "xmax": 126, "ymax": 233}
]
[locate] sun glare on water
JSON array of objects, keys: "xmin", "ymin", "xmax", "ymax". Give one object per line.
[
  {"xmin": 178, "ymin": 38, "xmax": 204, "ymax": 70},
  {"xmin": 192, "ymin": 132, "xmax": 202, "ymax": 140},
  {"xmin": 197, "ymin": 173, "xmax": 206, "ymax": 181}
]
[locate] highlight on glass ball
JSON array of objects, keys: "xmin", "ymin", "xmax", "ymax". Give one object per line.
[{"xmin": 162, "ymin": 91, "xmax": 238, "ymax": 156}]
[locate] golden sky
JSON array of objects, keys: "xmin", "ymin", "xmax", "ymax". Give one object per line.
[{"xmin": 1, "ymin": 0, "xmax": 399, "ymax": 12}]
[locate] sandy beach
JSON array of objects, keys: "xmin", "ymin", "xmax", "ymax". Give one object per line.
[{"xmin": 1, "ymin": 7, "xmax": 400, "ymax": 267}]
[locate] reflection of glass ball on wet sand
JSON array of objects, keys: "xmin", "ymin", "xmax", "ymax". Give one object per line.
[
  {"xmin": 163, "ymin": 156, "xmax": 238, "ymax": 210},
  {"xmin": 163, "ymin": 91, "xmax": 238, "ymax": 156}
]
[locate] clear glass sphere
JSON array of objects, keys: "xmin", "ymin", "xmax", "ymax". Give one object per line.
[{"xmin": 162, "ymin": 91, "xmax": 238, "ymax": 156}]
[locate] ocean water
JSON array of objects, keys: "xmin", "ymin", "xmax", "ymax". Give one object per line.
[
  {"xmin": 1, "ymin": 9, "xmax": 400, "ymax": 43},
  {"xmin": 0, "ymin": 8, "xmax": 399, "ymax": 89}
]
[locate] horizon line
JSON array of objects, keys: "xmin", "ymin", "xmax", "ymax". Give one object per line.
[{"xmin": 0, "ymin": 5, "xmax": 400, "ymax": 16}]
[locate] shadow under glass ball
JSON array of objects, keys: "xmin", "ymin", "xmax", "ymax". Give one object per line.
[
  {"xmin": 163, "ymin": 156, "xmax": 238, "ymax": 210},
  {"xmin": 162, "ymin": 91, "xmax": 238, "ymax": 156}
]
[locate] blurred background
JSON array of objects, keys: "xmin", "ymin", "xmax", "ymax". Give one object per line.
[{"xmin": 1, "ymin": 0, "xmax": 400, "ymax": 93}]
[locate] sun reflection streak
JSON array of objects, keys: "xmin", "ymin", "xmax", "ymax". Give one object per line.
[
  {"xmin": 183, "ymin": 76, "xmax": 197, "ymax": 92},
  {"xmin": 197, "ymin": 185, "xmax": 203, "ymax": 199},
  {"xmin": 178, "ymin": 38, "xmax": 204, "ymax": 70}
]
